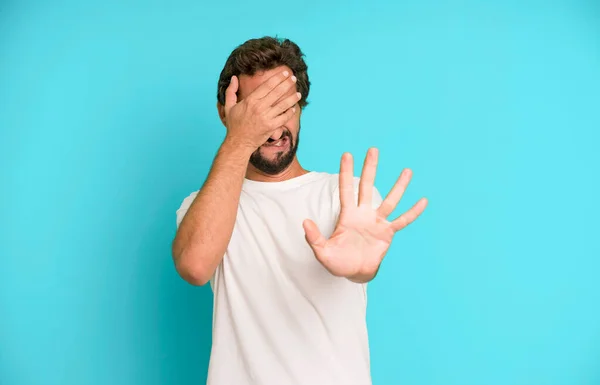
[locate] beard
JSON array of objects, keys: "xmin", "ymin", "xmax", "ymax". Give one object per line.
[{"xmin": 249, "ymin": 126, "xmax": 300, "ymax": 175}]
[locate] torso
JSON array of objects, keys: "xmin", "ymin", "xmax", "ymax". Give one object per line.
[{"xmin": 182, "ymin": 172, "xmax": 373, "ymax": 385}]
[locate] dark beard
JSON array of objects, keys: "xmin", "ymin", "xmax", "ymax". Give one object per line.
[{"xmin": 249, "ymin": 127, "xmax": 300, "ymax": 175}]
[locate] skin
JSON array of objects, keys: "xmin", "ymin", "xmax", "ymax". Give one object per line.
[
  {"xmin": 304, "ymin": 149, "xmax": 428, "ymax": 283},
  {"xmin": 219, "ymin": 65, "xmax": 307, "ymax": 182},
  {"xmin": 172, "ymin": 65, "xmax": 428, "ymax": 285}
]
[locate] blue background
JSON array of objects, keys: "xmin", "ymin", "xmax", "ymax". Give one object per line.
[{"xmin": 1, "ymin": 1, "xmax": 599, "ymax": 384}]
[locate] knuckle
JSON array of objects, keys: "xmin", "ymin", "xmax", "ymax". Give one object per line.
[
  {"xmin": 265, "ymin": 116, "xmax": 276, "ymax": 126},
  {"xmin": 380, "ymin": 201, "xmax": 392, "ymax": 213},
  {"xmin": 249, "ymin": 100, "xmax": 261, "ymax": 113}
]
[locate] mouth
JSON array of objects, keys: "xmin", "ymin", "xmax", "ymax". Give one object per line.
[{"xmin": 262, "ymin": 136, "xmax": 289, "ymax": 149}]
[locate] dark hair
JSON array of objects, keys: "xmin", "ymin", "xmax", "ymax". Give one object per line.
[{"xmin": 217, "ymin": 36, "xmax": 310, "ymax": 108}]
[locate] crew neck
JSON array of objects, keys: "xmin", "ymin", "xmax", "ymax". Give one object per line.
[{"xmin": 242, "ymin": 171, "xmax": 324, "ymax": 192}]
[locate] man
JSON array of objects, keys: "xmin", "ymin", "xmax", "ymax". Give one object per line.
[{"xmin": 172, "ymin": 36, "xmax": 428, "ymax": 385}]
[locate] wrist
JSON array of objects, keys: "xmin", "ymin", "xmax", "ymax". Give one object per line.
[{"xmin": 221, "ymin": 135, "xmax": 256, "ymax": 159}]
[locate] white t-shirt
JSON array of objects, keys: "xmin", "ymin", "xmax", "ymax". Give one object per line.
[{"xmin": 176, "ymin": 171, "xmax": 382, "ymax": 385}]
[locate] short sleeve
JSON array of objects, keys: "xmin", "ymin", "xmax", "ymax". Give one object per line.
[{"xmin": 176, "ymin": 191, "xmax": 199, "ymax": 228}]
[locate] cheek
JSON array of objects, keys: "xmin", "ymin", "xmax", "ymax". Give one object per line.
[
  {"xmin": 286, "ymin": 118, "xmax": 300, "ymax": 138},
  {"xmin": 286, "ymin": 110, "xmax": 300, "ymax": 126}
]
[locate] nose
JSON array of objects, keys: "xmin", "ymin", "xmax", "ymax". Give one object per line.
[{"xmin": 269, "ymin": 128, "xmax": 284, "ymax": 140}]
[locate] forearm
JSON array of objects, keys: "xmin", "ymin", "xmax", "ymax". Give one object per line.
[{"xmin": 172, "ymin": 137, "xmax": 253, "ymax": 285}]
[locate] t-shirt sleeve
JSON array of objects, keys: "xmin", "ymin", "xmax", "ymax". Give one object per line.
[{"xmin": 176, "ymin": 191, "xmax": 199, "ymax": 228}]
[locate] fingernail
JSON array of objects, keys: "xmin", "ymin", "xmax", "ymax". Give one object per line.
[
  {"xmin": 296, "ymin": 92, "xmax": 301, "ymax": 99},
  {"xmin": 292, "ymin": 107, "xmax": 296, "ymax": 113},
  {"xmin": 291, "ymin": 75, "xmax": 297, "ymax": 82},
  {"xmin": 283, "ymin": 71, "xmax": 289, "ymax": 76}
]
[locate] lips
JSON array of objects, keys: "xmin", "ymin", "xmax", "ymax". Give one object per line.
[{"xmin": 262, "ymin": 136, "xmax": 289, "ymax": 148}]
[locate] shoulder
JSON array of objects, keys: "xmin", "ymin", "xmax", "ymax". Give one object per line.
[
  {"xmin": 321, "ymin": 172, "xmax": 383, "ymax": 208},
  {"xmin": 319, "ymin": 172, "xmax": 361, "ymax": 190}
]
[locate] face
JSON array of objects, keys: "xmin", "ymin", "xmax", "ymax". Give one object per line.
[{"xmin": 237, "ymin": 65, "xmax": 301, "ymax": 175}]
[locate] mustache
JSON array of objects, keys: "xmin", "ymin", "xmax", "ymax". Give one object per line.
[
  {"xmin": 263, "ymin": 129, "xmax": 292, "ymax": 145},
  {"xmin": 277, "ymin": 129, "xmax": 292, "ymax": 140}
]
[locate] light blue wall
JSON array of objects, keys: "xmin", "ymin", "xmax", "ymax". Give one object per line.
[{"xmin": 1, "ymin": 1, "xmax": 599, "ymax": 384}]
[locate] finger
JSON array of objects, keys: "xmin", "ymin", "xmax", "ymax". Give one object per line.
[
  {"xmin": 224, "ymin": 76, "xmax": 239, "ymax": 114},
  {"xmin": 339, "ymin": 152, "xmax": 354, "ymax": 210},
  {"xmin": 270, "ymin": 106, "xmax": 296, "ymax": 129},
  {"xmin": 358, "ymin": 148, "xmax": 378, "ymax": 207},
  {"xmin": 377, "ymin": 168, "xmax": 412, "ymax": 218},
  {"xmin": 259, "ymin": 74, "xmax": 297, "ymax": 108},
  {"xmin": 267, "ymin": 91, "xmax": 301, "ymax": 119},
  {"xmin": 303, "ymin": 219, "xmax": 327, "ymax": 250},
  {"xmin": 249, "ymin": 70, "xmax": 292, "ymax": 100},
  {"xmin": 273, "ymin": 85, "xmax": 298, "ymax": 106},
  {"xmin": 390, "ymin": 197, "xmax": 428, "ymax": 232}
]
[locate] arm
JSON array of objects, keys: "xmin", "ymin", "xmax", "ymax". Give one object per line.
[
  {"xmin": 171, "ymin": 139, "xmax": 253, "ymax": 286},
  {"xmin": 171, "ymin": 70, "xmax": 301, "ymax": 285}
]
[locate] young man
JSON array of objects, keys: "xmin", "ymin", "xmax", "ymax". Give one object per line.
[{"xmin": 172, "ymin": 36, "xmax": 427, "ymax": 385}]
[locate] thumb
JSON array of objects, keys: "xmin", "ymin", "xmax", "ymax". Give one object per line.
[
  {"xmin": 224, "ymin": 75, "xmax": 238, "ymax": 113},
  {"xmin": 302, "ymin": 219, "xmax": 327, "ymax": 251}
]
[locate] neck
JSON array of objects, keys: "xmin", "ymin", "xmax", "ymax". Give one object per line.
[{"xmin": 245, "ymin": 158, "xmax": 309, "ymax": 182}]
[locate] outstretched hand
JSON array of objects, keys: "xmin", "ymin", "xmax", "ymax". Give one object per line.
[{"xmin": 302, "ymin": 148, "xmax": 428, "ymax": 283}]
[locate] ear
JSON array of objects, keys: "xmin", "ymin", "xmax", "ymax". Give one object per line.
[{"xmin": 217, "ymin": 102, "xmax": 226, "ymax": 126}]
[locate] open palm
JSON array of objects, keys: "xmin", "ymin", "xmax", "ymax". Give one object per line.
[{"xmin": 303, "ymin": 148, "xmax": 428, "ymax": 283}]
